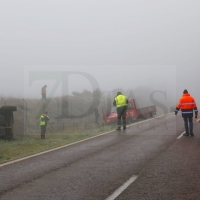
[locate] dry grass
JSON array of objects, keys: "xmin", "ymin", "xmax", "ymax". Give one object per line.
[
  {"xmin": 0, "ymin": 94, "xmax": 115, "ymax": 164},
  {"xmin": 0, "ymin": 121, "xmax": 116, "ymax": 164}
]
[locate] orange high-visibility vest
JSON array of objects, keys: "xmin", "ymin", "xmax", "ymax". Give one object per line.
[{"xmin": 176, "ymin": 93, "xmax": 198, "ymax": 115}]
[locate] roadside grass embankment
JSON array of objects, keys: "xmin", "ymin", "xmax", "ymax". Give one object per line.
[{"xmin": 0, "ymin": 124, "xmax": 115, "ymax": 164}]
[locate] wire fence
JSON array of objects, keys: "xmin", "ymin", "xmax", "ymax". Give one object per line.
[{"xmin": 0, "ymin": 95, "xmax": 113, "ymax": 136}]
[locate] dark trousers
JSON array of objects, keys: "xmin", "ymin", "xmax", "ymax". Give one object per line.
[
  {"xmin": 117, "ymin": 106, "xmax": 127, "ymax": 128},
  {"xmin": 41, "ymin": 126, "xmax": 46, "ymax": 139},
  {"xmin": 183, "ymin": 116, "xmax": 193, "ymax": 134}
]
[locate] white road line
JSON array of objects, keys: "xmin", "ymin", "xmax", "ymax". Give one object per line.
[
  {"xmin": 105, "ymin": 175, "xmax": 138, "ymax": 200},
  {"xmin": 0, "ymin": 130, "xmax": 115, "ymax": 168},
  {"xmin": 0, "ymin": 114, "xmax": 170, "ymax": 168},
  {"xmin": 177, "ymin": 131, "xmax": 185, "ymax": 139}
]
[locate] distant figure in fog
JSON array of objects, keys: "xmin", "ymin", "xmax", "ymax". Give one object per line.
[
  {"xmin": 41, "ymin": 85, "xmax": 47, "ymax": 101},
  {"xmin": 40, "ymin": 111, "xmax": 49, "ymax": 139},
  {"xmin": 94, "ymin": 107, "xmax": 99, "ymax": 123}
]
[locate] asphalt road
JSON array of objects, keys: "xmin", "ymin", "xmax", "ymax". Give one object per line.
[{"xmin": 0, "ymin": 114, "xmax": 200, "ymax": 200}]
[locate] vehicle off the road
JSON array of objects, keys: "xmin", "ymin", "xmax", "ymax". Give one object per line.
[
  {"xmin": 102, "ymin": 99, "xmax": 156, "ymax": 124},
  {"xmin": 0, "ymin": 106, "xmax": 17, "ymax": 140}
]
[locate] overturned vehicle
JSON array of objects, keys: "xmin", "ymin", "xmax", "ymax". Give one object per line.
[{"xmin": 0, "ymin": 106, "xmax": 17, "ymax": 140}]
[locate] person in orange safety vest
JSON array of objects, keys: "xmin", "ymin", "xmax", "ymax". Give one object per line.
[{"xmin": 175, "ymin": 89, "xmax": 198, "ymax": 136}]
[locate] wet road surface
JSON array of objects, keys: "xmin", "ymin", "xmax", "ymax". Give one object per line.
[{"xmin": 0, "ymin": 114, "xmax": 200, "ymax": 200}]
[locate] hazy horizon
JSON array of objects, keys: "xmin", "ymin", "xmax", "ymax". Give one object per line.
[{"xmin": 1, "ymin": 0, "xmax": 200, "ymax": 108}]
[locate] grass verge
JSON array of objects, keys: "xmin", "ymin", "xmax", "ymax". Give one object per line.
[{"xmin": 0, "ymin": 124, "xmax": 116, "ymax": 164}]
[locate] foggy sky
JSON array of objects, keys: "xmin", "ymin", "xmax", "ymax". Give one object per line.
[{"xmin": 1, "ymin": 0, "xmax": 200, "ymax": 105}]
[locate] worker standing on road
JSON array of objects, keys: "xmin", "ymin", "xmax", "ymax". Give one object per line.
[
  {"xmin": 175, "ymin": 89, "xmax": 198, "ymax": 136},
  {"xmin": 113, "ymin": 92, "xmax": 128, "ymax": 130},
  {"xmin": 40, "ymin": 111, "xmax": 49, "ymax": 139},
  {"xmin": 41, "ymin": 85, "xmax": 47, "ymax": 101}
]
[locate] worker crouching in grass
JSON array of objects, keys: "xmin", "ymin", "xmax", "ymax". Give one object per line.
[
  {"xmin": 113, "ymin": 92, "xmax": 128, "ymax": 130},
  {"xmin": 40, "ymin": 111, "xmax": 49, "ymax": 139}
]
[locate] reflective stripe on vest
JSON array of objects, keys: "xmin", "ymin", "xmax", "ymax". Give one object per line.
[{"xmin": 115, "ymin": 95, "xmax": 128, "ymax": 108}]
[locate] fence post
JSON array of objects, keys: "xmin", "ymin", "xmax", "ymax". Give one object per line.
[
  {"xmin": 23, "ymin": 99, "xmax": 30, "ymax": 134},
  {"xmin": 1, "ymin": 97, "xmax": 6, "ymax": 106},
  {"xmin": 55, "ymin": 99, "xmax": 59, "ymax": 128}
]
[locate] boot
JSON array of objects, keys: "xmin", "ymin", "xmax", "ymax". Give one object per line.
[{"xmin": 183, "ymin": 132, "xmax": 189, "ymax": 136}]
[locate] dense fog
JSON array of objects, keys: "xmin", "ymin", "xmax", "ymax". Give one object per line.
[{"xmin": 1, "ymin": 1, "xmax": 200, "ymax": 110}]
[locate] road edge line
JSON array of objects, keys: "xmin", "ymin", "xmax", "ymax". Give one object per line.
[{"xmin": 0, "ymin": 114, "xmax": 169, "ymax": 167}]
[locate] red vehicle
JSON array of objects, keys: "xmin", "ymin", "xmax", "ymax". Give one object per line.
[{"xmin": 102, "ymin": 99, "xmax": 156, "ymax": 124}]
